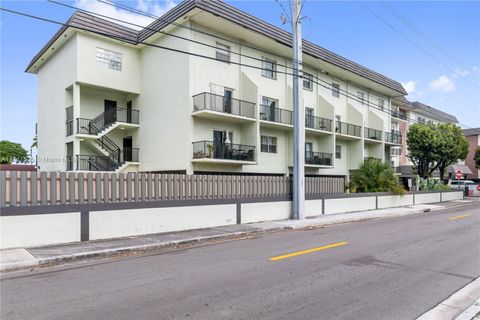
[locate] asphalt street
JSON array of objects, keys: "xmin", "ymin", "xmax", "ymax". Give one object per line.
[{"xmin": 1, "ymin": 203, "xmax": 479, "ymax": 320}]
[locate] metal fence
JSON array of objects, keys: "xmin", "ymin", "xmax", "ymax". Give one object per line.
[{"xmin": 0, "ymin": 171, "xmax": 344, "ymax": 207}]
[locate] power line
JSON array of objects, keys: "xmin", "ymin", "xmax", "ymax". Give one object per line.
[
  {"xmin": 380, "ymin": 1, "xmax": 462, "ymax": 66},
  {"xmin": 358, "ymin": 1, "xmax": 476, "ymax": 88},
  {"xmin": 97, "ymin": 0, "xmax": 303, "ymax": 64},
  {"xmin": 1, "ymin": 6, "xmax": 466, "ymax": 132}
]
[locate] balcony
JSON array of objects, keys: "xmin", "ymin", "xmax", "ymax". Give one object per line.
[
  {"xmin": 305, "ymin": 151, "xmax": 333, "ymax": 167},
  {"xmin": 305, "ymin": 115, "xmax": 333, "ymax": 134},
  {"xmin": 364, "ymin": 127, "xmax": 383, "ymax": 142},
  {"xmin": 391, "ymin": 110, "xmax": 408, "ymax": 121},
  {"xmin": 192, "ymin": 92, "xmax": 256, "ymax": 122},
  {"xmin": 364, "ymin": 156, "xmax": 382, "ymax": 162},
  {"xmin": 385, "ymin": 131, "xmax": 402, "ymax": 145},
  {"xmin": 259, "ymin": 105, "xmax": 293, "ymax": 129},
  {"xmin": 192, "ymin": 140, "xmax": 256, "ymax": 164},
  {"xmin": 390, "ymin": 146, "xmax": 402, "ymax": 156},
  {"xmin": 335, "ymin": 121, "xmax": 361, "ymax": 139}
]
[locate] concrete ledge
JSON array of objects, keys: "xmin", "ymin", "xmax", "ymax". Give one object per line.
[
  {"xmin": 0, "ymin": 249, "xmax": 39, "ymax": 272},
  {"xmin": 416, "ymin": 277, "xmax": 480, "ymax": 320}
]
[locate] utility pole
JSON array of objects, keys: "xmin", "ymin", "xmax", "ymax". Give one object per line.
[{"xmin": 291, "ymin": 0, "xmax": 305, "ymax": 220}]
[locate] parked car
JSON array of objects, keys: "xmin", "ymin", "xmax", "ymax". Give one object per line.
[{"xmin": 450, "ymin": 180, "xmax": 475, "ymax": 190}]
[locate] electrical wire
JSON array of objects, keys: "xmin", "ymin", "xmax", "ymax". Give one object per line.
[
  {"xmin": 358, "ymin": 1, "xmax": 476, "ymax": 88},
  {"xmin": 1, "ymin": 6, "xmax": 467, "ymax": 132}
]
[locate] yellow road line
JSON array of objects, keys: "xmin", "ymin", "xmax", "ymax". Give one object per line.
[
  {"xmin": 269, "ymin": 242, "xmax": 348, "ymax": 261},
  {"xmin": 448, "ymin": 214, "xmax": 473, "ymax": 220}
]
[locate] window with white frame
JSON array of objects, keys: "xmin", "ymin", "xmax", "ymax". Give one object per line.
[
  {"xmin": 357, "ymin": 91, "xmax": 364, "ymax": 104},
  {"xmin": 261, "ymin": 135, "xmax": 277, "ymax": 153},
  {"xmin": 215, "ymin": 42, "xmax": 230, "ymax": 63},
  {"xmin": 332, "ymin": 83, "xmax": 340, "ymax": 97},
  {"xmin": 262, "ymin": 57, "xmax": 277, "ymax": 79},
  {"xmin": 335, "ymin": 145, "xmax": 342, "ymax": 159},
  {"xmin": 303, "ymin": 72, "xmax": 313, "ymax": 90},
  {"xmin": 378, "ymin": 99, "xmax": 384, "ymax": 110},
  {"xmin": 96, "ymin": 48, "xmax": 122, "ymax": 71}
]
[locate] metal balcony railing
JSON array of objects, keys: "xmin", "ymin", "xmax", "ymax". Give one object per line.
[
  {"xmin": 75, "ymin": 148, "xmax": 139, "ymax": 171},
  {"xmin": 90, "ymin": 107, "xmax": 139, "ymax": 132},
  {"xmin": 364, "ymin": 157, "xmax": 382, "ymax": 162},
  {"xmin": 305, "ymin": 115, "xmax": 332, "ymax": 132},
  {"xmin": 364, "ymin": 127, "xmax": 383, "ymax": 141},
  {"xmin": 192, "ymin": 92, "xmax": 255, "ymax": 119},
  {"xmin": 192, "ymin": 141, "xmax": 255, "ymax": 162},
  {"xmin": 335, "ymin": 121, "xmax": 361, "ymax": 137},
  {"xmin": 305, "ymin": 151, "xmax": 333, "ymax": 166},
  {"xmin": 391, "ymin": 110, "xmax": 408, "ymax": 120},
  {"xmin": 260, "ymin": 105, "xmax": 293, "ymax": 125},
  {"xmin": 385, "ymin": 132, "xmax": 402, "ymax": 144}
]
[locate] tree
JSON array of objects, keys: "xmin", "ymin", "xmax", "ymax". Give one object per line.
[
  {"xmin": 348, "ymin": 158, "xmax": 405, "ymax": 195},
  {"xmin": 407, "ymin": 123, "xmax": 468, "ymax": 181},
  {"xmin": 435, "ymin": 123, "xmax": 468, "ymax": 181},
  {"xmin": 474, "ymin": 146, "xmax": 480, "ymax": 170},
  {"xmin": 406, "ymin": 123, "xmax": 441, "ymax": 178},
  {"xmin": 0, "ymin": 140, "xmax": 29, "ymax": 164}
]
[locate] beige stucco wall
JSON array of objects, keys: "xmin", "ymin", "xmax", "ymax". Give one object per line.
[{"xmin": 37, "ymin": 35, "xmax": 78, "ymax": 171}]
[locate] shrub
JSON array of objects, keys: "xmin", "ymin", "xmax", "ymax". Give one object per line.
[
  {"xmin": 417, "ymin": 176, "xmax": 451, "ymax": 191},
  {"xmin": 348, "ymin": 158, "xmax": 405, "ymax": 195}
]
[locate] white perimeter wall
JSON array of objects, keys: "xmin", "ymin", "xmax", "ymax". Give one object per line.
[
  {"xmin": 90, "ymin": 204, "xmax": 236, "ymax": 240},
  {"xmin": 325, "ymin": 197, "xmax": 376, "ymax": 215},
  {"xmin": 1, "ymin": 213, "xmax": 80, "ymax": 249},
  {"xmin": 378, "ymin": 194, "xmax": 414, "ymax": 209},
  {"xmin": 0, "ymin": 191, "xmax": 463, "ymax": 249}
]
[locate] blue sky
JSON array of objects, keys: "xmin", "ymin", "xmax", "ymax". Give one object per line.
[{"xmin": 1, "ymin": 0, "xmax": 479, "ymax": 151}]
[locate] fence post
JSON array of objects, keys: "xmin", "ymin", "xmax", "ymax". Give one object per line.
[
  {"xmin": 30, "ymin": 171, "xmax": 37, "ymax": 206},
  {"xmin": 87, "ymin": 173, "xmax": 93, "ymax": 204},
  {"xmin": 60, "ymin": 172, "xmax": 66, "ymax": 205},
  {"xmin": 20, "ymin": 171, "xmax": 27, "ymax": 206}
]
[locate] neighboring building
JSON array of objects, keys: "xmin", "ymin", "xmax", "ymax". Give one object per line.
[
  {"xmin": 461, "ymin": 128, "xmax": 480, "ymax": 180},
  {"xmin": 27, "ymin": 0, "xmax": 409, "ymax": 180},
  {"xmin": 390, "ymin": 99, "xmax": 459, "ymax": 189}
]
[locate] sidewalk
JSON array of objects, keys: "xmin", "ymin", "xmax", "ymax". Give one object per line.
[{"xmin": 1, "ymin": 198, "xmax": 476, "ymax": 272}]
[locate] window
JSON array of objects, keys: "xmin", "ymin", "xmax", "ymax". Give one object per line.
[
  {"xmin": 215, "ymin": 42, "xmax": 230, "ymax": 63},
  {"xmin": 357, "ymin": 91, "xmax": 364, "ymax": 104},
  {"xmin": 262, "ymin": 57, "xmax": 277, "ymax": 79},
  {"xmin": 378, "ymin": 99, "xmax": 384, "ymax": 111},
  {"xmin": 66, "ymin": 142, "xmax": 73, "ymax": 171},
  {"xmin": 303, "ymin": 72, "xmax": 313, "ymax": 90},
  {"xmin": 260, "ymin": 96, "xmax": 278, "ymax": 121},
  {"xmin": 332, "ymin": 83, "xmax": 340, "ymax": 97},
  {"xmin": 65, "ymin": 106, "xmax": 73, "ymax": 136},
  {"xmin": 305, "ymin": 107, "xmax": 314, "ymax": 128},
  {"xmin": 96, "ymin": 48, "xmax": 122, "ymax": 71},
  {"xmin": 335, "ymin": 145, "xmax": 342, "ymax": 159},
  {"xmin": 261, "ymin": 136, "xmax": 277, "ymax": 153}
]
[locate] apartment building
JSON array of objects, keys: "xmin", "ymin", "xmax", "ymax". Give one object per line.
[
  {"xmin": 390, "ymin": 98, "xmax": 459, "ymax": 188},
  {"xmin": 461, "ymin": 128, "xmax": 480, "ymax": 180},
  {"xmin": 28, "ymin": 0, "xmax": 408, "ymax": 180}
]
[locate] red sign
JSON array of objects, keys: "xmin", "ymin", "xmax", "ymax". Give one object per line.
[
  {"xmin": 455, "ymin": 170, "xmax": 463, "ymax": 179},
  {"xmin": 476, "ymin": 185, "xmax": 480, "ymax": 192}
]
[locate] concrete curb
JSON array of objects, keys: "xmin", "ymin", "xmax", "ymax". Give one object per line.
[
  {"xmin": 416, "ymin": 278, "xmax": 480, "ymax": 320},
  {"xmin": 1, "ymin": 200, "xmax": 475, "ymax": 273},
  {"xmin": 3, "ymin": 227, "xmax": 287, "ymax": 272}
]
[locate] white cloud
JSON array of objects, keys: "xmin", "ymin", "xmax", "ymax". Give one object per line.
[
  {"xmin": 74, "ymin": 0, "xmax": 176, "ymax": 30},
  {"xmin": 429, "ymin": 75, "xmax": 455, "ymax": 93},
  {"xmin": 402, "ymin": 80, "xmax": 416, "ymax": 95},
  {"xmin": 452, "ymin": 68, "xmax": 470, "ymax": 78}
]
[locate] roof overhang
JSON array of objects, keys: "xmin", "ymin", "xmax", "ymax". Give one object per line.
[{"xmin": 26, "ymin": 0, "xmax": 408, "ymax": 96}]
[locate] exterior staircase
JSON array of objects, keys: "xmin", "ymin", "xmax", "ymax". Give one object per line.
[{"xmin": 76, "ymin": 107, "xmax": 139, "ymax": 172}]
